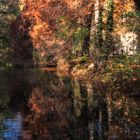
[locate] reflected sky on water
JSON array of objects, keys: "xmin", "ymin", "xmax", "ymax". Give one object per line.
[{"xmin": 1, "ymin": 113, "xmax": 22, "ymax": 140}]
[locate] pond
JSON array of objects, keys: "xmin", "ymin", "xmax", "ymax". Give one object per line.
[{"xmin": 0, "ymin": 69, "xmax": 140, "ymax": 140}]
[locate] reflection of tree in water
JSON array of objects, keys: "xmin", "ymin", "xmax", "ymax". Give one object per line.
[
  {"xmin": 25, "ymin": 74, "xmax": 72, "ymax": 139},
  {"xmin": 8, "ymin": 70, "xmax": 33, "ymax": 111},
  {"xmin": 0, "ymin": 70, "xmax": 33, "ymax": 140},
  {"xmin": 68, "ymin": 79, "xmax": 109, "ymax": 140},
  {"xmin": 24, "ymin": 76, "xmax": 110, "ymax": 140},
  {"xmin": 89, "ymin": 82, "xmax": 108, "ymax": 140},
  {"xmin": 76, "ymin": 81, "xmax": 89, "ymax": 140},
  {"xmin": 107, "ymin": 88, "xmax": 140, "ymax": 139},
  {"xmin": 5, "ymin": 70, "xmax": 139, "ymax": 139}
]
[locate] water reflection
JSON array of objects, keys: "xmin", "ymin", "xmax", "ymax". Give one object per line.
[
  {"xmin": 0, "ymin": 70, "xmax": 139, "ymax": 140},
  {"xmin": 2, "ymin": 113, "xmax": 22, "ymax": 140}
]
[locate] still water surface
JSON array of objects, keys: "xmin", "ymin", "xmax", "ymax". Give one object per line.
[{"xmin": 0, "ymin": 69, "xmax": 140, "ymax": 140}]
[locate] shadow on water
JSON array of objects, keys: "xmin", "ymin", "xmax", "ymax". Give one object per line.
[{"xmin": 0, "ymin": 69, "xmax": 140, "ymax": 140}]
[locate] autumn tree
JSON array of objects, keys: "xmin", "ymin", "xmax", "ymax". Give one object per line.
[{"xmin": 10, "ymin": 0, "xmax": 140, "ymax": 67}]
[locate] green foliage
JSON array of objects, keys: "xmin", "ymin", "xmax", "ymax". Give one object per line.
[
  {"xmin": 121, "ymin": 11, "xmax": 140, "ymax": 31},
  {"xmin": 73, "ymin": 27, "xmax": 89, "ymax": 46},
  {"xmin": 0, "ymin": 0, "xmax": 20, "ymax": 68},
  {"xmin": 106, "ymin": 0, "xmax": 114, "ymax": 32},
  {"xmin": 123, "ymin": 11, "xmax": 140, "ymax": 18},
  {"xmin": 126, "ymin": 54, "xmax": 140, "ymax": 65},
  {"xmin": 80, "ymin": 54, "xmax": 88, "ymax": 62},
  {"xmin": 102, "ymin": 56, "xmax": 133, "ymax": 88},
  {"xmin": 56, "ymin": 15, "xmax": 90, "ymax": 56},
  {"xmin": 55, "ymin": 16, "xmax": 73, "ymax": 40}
]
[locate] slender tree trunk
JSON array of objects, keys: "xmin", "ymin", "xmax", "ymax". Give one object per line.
[
  {"xmin": 89, "ymin": 0, "xmax": 101, "ymax": 59},
  {"xmin": 81, "ymin": 13, "xmax": 92, "ymax": 56},
  {"xmin": 106, "ymin": 0, "xmax": 114, "ymax": 32}
]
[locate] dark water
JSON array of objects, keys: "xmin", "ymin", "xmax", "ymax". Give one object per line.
[{"xmin": 0, "ymin": 69, "xmax": 140, "ymax": 140}]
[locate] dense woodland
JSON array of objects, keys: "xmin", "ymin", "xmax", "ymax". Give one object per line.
[
  {"xmin": 0, "ymin": 0, "xmax": 140, "ymax": 82},
  {"xmin": 0, "ymin": 1, "xmax": 140, "ymax": 84}
]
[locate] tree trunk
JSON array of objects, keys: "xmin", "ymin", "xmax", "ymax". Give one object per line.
[
  {"xmin": 81, "ymin": 12, "xmax": 92, "ymax": 56},
  {"xmin": 89, "ymin": 0, "xmax": 103, "ymax": 62}
]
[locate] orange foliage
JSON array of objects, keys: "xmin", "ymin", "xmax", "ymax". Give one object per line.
[
  {"xmin": 11, "ymin": 0, "xmax": 95, "ymax": 59},
  {"xmin": 10, "ymin": 0, "xmax": 137, "ymax": 61}
]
